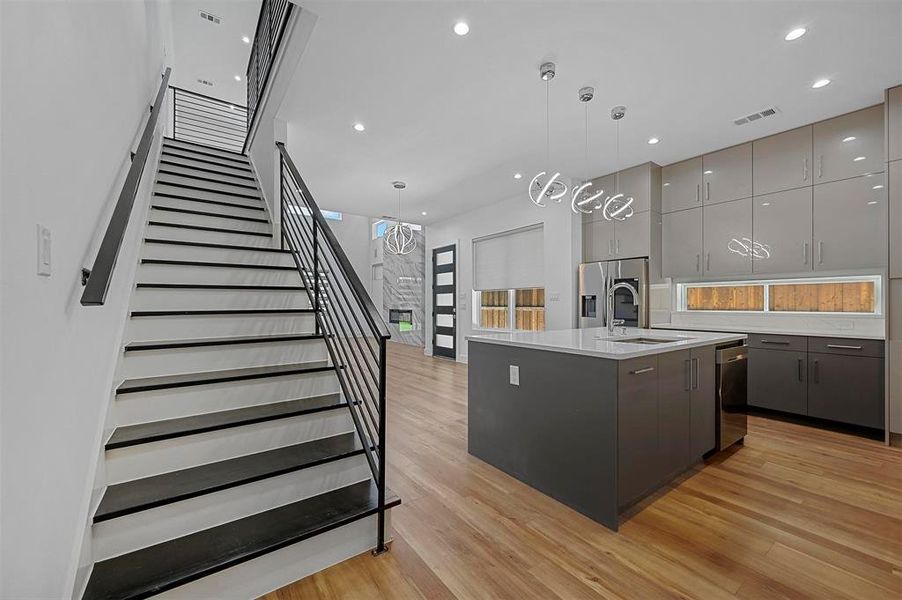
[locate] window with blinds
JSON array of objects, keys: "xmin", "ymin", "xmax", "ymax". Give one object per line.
[{"xmin": 472, "ymin": 224, "xmax": 544, "ymax": 291}]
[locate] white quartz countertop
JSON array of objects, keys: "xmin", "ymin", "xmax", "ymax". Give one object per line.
[
  {"xmin": 467, "ymin": 327, "xmax": 746, "ymax": 360},
  {"xmin": 652, "ymin": 323, "xmax": 885, "ymax": 341}
]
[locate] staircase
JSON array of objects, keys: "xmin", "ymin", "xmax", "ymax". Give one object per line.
[{"xmin": 82, "ymin": 138, "xmax": 397, "ymax": 599}]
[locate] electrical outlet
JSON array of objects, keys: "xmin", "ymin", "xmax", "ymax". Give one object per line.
[
  {"xmin": 509, "ymin": 365, "xmax": 519, "ymax": 386},
  {"xmin": 36, "ymin": 224, "xmax": 51, "ymax": 276},
  {"xmin": 549, "ymin": 292, "xmax": 561, "ymax": 302}
]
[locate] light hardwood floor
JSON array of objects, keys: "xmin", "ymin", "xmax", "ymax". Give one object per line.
[{"xmin": 263, "ymin": 342, "xmax": 902, "ymax": 600}]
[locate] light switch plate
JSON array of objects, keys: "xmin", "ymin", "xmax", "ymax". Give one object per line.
[
  {"xmin": 549, "ymin": 292, "xmax": 561, "ymax": 302},
  {"xmin": 509, "ymin": 365, "xmax": 519, "ymax": 386},
  {"xmin": 36, "ymin": 224, "xmax": 51, "ymax": 276}
]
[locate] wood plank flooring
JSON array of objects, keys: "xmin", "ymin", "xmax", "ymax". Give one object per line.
[{"xmin": 263, "ymin": 342, "xmax": 902, "ymax": 600}]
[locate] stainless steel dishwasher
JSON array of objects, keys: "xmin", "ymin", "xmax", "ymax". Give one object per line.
[{"xmin": 715, "ymin": 344, "xmax": 748, "ymax": 451}]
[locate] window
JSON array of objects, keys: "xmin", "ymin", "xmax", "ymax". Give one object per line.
[
  {"xmin": 286, "ymin": 206, "xmax": 342, "ymax": 220},
  {"xmin": 679, "ymin": 276, "xmax": 881, "ymax": 315},
  {"xmin": 372, "ymin": 219, "xmax": 422, "ymax": 239},
  {"xmin": 474, "ymin": 288, "xmax": 545, "ymax": 332}
]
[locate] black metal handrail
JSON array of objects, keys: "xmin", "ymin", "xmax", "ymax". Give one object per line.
[
  {"xmin": 277, "ymin": 141, "xmax": 392, "ymax": 553},
  {"xmin": 81, "ymin": 67, "xmax": 171, "ymax": 306},
  {"xmin": 244, "ymin": 0, "xmax": 293, "ymax": 152},
  {"xmin": 171, "ymin": 86, "xmax": 247, "ymax": 153}
]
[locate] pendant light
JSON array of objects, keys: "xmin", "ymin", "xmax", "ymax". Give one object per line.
[
  {"xmin": 528, "ymin": 62, "xmax": 568, "ymax": 207},
  {"xmin": 601, "ymin": 105, "xmax": 635, "ymax": 221},
  {"xmin": 384, "ymin": 181, "xmax": 416, "ymax": 255},
  {"xmin": 571, "ymin": 86, "xmax": 605, "ymax": 214}
]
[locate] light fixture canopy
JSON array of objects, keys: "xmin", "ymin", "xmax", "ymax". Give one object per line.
[
  {"xmin": 529, "ymin": 62, "xmax": 568, "ymax": 207},
  {"xmin": 384, "ymin": 181, "xmax": 416, "ymax": 256}
]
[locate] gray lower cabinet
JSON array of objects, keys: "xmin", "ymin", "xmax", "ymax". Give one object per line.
[
  {"xmin": 808, "ymin": 353, "xmax": 884, "ymax": 429},
  {"xmin": 662, "ymin": 207, "xmax": 702, "ymax": 278},
  {"xmin": 689, "ymin": 346, "xmax": 716, "ymax": 460},
  {"xmin": 657, "ymin": 350, "xmax": 691, "ymax": 481},
  {"xmin": 618, "ymin": 355, "xmax": 661, "ymax": 508},
  {"xmin": 748, "ymin": 347, "xmax": 807, "ymax": 415}
]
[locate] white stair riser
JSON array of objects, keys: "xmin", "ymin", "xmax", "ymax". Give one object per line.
[
  {"xmin": 152, "ymin": 510, "xmax": 392, "ymax": 600},
  {"xmin": 126, "ymin": 314, "xmax": 316, "ymax": 342},
  {"xmin": 137, "ymin": 263, "xmax": 300, "ymax": 286},
  {"xmin": 157, "ymin": 173, "xmax": 260, "ymax": 198},
  {"xmin": 142, "ymin": 242, "xmax": 293, "ymax": 266},
  {"xmin": 120, "ymin": 338, "xmax": 328, "ymax": 378},
  {"xmin": 105, "ymin": 410, "xmax": 353, "ymax": 484},
  {"xmin": 144, "ymin": 223, "xmax": 275, "ymax": 247},
  {"xmin": 130, "ymin": 288, "xmax": 309, "ymax": 311},
  {"xmin": 157, "ymin": 162, "xmax": 258, "ymax": 188},
  {"xmin": 159, "ymin": 154, "xmax": 254, "ymax": 179},
  {"xmin": 151, "ymin": 194, "xmax": 265, "ymax": 220},
  {"xmin": 92, "ymin": 455, "xmax": 371, "ymax": 561},
  {"xmin": 154, "ymin": 183, "xmax": 262, "ymax": 207},
  {"xmin": 114, "ymin": 371, "xmax": 339, "ymax": 424},
  {"xmin": 149, "ymin": 208, "xmax": 271, "ymax": 235},
  {"xmin": 164, "ymin": 141, "xmax": 250, "ymax": 164}
]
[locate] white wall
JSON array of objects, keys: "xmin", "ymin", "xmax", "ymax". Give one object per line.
[
  {"xmin": 425, "ymin": 193, "xmax": 581, "ymax": 361},
  {"xmin": 327, "ymin": 212, "xmax": 372, "ymax": 296},
  {"xmin": 0, "ymin": 1, "xmax": 172, "ymax": 597}
]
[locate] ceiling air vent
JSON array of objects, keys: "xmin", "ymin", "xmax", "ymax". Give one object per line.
[
  {"xmin": 196, "ymin": 78, "xmax": 214, "ymax": 87},
  {"xmin": 733, "ymin": 107, "xmax": 779, "ymax": 126},
  {"xmin": 199, "ymin": 11, "xmax": 222, "ymax": 25}
]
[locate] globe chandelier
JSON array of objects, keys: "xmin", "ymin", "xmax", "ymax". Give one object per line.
[
  {"xmin": 528, "ymin": 62, "xmax": 568, "ymax": 207},
  {"xmin": 384, "ymin": 181, "xmax": 416, "ymax": 256}
]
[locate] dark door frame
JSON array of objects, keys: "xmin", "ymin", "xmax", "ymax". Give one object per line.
[{"xmin": 432, "ymin": 244, "xmax": 457, "ymax": 359}]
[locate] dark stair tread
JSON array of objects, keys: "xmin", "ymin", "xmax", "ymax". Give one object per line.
[
  {"xmin": 164, "ymin": 137, "xmax": 249, "ymax": 159},
  {"xmin": 153, "ymin": 179, "xmax": 261, "ymax": 200},
  {"xmin": 106, "ymin": 393, "xmax": 344, "ymax": 450},
  {"xmin": 153, "ymin": 191, "xmax": 265, "ymax": 212},
  {"xmin": 157, "ymin": 169, "xmax": 259, "ymax": 190},
  {"xmin": 146, "ymin": 220, "xmax": 273, "ymax": 237},
  {"xmin": 130, "ymin": 308, "xmax": 315, "ymax": 317},
  {"xmin": 143, "ymin": 238, "xmax": 289, "ymax": 253},
  {"xmin": 160, "ymin": 150, "xmax": 253, "ymax": 173},
  {"xmin": 150, "ymin": 205, "xmax": 269, "ymax": 224},
  {"xmin": 136, "ymin": 282, "xmax": 304, "ymax": 291},
  {"xmin": 124, "ymin": 333, "xmax": 322, "ymax": 352},
  {"xmin": 116, "ymin": 360, "xmax": 333, "ymax": 395},
  {"xmin": 140, "ymin": 258, "xmax": 295, "ymax": 271},
  {"xmin": 158, "ymin": 159, "xmax": 256, "ymax": 181},
  {"xmin": 83, "ymin": 479, "xmax": 400, "ymax": 600},
  {"xmin": 96, "ymin": 432, "xmax": 363, "ymax": 521}
]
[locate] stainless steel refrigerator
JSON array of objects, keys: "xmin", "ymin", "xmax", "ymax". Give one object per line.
[{"xmin": 578, "ymin": 258, "xmax": 649, "ymax": 329}]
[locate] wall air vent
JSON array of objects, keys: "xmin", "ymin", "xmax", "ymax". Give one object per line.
[
  {"xmin": 733, "ymin": 107, "xmax": 779, "ymax": 126},
  {"xmin": 199, "ymin": 11, "xmax": 222, "ymax": 25},
  {"xmin": 196, "ymin": 78, "xmax": 214, "ymax": 87}
]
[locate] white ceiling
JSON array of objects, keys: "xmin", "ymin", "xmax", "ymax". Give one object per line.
[
  {"xmin": 279, "ymin": 1, "xmax": 902, "ymax": 224},
  {"xmin": 170, "ymin": 0, "xmax": 261, "ymax": 105}
]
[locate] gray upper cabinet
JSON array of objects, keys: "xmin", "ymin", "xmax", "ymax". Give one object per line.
[
  {"xmin": 752, "ymin": 187, "xmax": 813, "ymax": 274},
  {"xmin": 890, "ymin": 161, "xmax": 902, "ymax": 278},
  {"xmin": 886, "ymin": 86, "xmax": 902, "ymax": 163},
  {"xmin": 614, "ymin": 210, "xmax": 650, "ymax": 260},
  {"xmin": 662, "ymin": 157, "xmax": 702, "ymax": 213},
  {"xmin": 583, "ymin": 218, "xmax": 615, "ymax": 262},
  {"xmin": 813, "ymin": 174, "xmax": 887, "ymax": 271},
  {"xmin": 702, "ymin": 143, "xmax": 752, "ymax": 205},
  {"xmin": 813, "ymin": 105, "xmax": 884, "ymax": 184},
  {"xmin": 614, "ymin": 163, "xmax": 655, "ymax": 214},
  {"xmin": 703, "ymin": 197, "xmax": 753, "ymax": 277},
  {"xmin": 662, "ymin": 207, "xmax": 702, "ymax": 279},
  {"xmin": 753, "ymin": 125, "xmax": 813, "ymax": 196}
]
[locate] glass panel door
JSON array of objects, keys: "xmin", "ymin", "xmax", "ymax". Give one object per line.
[{"xmin": 432, "ymin": 245, "xmax": 456, "ymax": 359}]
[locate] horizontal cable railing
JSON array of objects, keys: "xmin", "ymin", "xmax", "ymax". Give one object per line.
[
  {"xmin": 277, "ymin": 141, "xmax": 392, "ymax": 553},
  {"xmin": 171, "ymin": 86, "xmax": 247, "ymax": 153},
  {"xmin": 244, "ymin": 0, "xmax": 293, "ymax": 152},
  {"xmin": 81, "ymin": 67, "xmax": 171, "ymax": 306}
]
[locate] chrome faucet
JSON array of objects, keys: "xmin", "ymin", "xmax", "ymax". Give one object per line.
[{"xmin": 606, "ymin": 280, "xmax": 639, "ymax": 335}]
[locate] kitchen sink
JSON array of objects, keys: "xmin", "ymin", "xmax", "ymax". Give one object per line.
[{"xmin": 605, "ymin": 337, "xmax": 684, "ymax": 345}]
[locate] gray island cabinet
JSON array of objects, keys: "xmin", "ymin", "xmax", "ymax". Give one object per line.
[{"xmin": 467, "ymin": 327, "xmax": 744, "ymax": 530}]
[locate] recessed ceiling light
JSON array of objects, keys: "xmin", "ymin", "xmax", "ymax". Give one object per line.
[
  {"xmin": 453, "ymin": 21, "xmax": 469, "ymax": 36},
  {"xmin": 853, "ymin": 156, "xmax": 866, "ymax": 161},
  {"xmin": 513, "ymin": 172, "xmax": 522, "ymax": 179},
  {"xmin": 842, "ymin": 136, "xmax": 856, "ymax": 142},
  {"xmin": 812, "ymin": 78, "xmax": 831, "ymax": 89},
  {"xmin": 784, "ymin": 27, "xmax": 807, "ymax": 41},
  {"xmin": 353, "ymin": 122, "xmax": 365, "ymax": 132},
  {"xmin": 241, "ymin": 35, "xmax": 250, "ymax": 44},
  {"xmin": 873, "ymin": 184, "xmax": 884, "ymax": 189},
  {"xmin": 647, "ymin": 137, "xmax": 660, "ymax": 145},
  {"xmin": 234, "ymin": 75, "xmax": 241, "ymax": 82},
  {"xmin": 421, "ymin": 211, "xmax": 428, "ymax": 216}
]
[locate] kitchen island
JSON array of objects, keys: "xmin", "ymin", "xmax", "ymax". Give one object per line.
[{"xmin": 467, "ymin": 327, "xmax": 745, "ymax": 530}]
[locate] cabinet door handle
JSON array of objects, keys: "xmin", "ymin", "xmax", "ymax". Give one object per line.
[
  {"xmin": 616, "ymin": 239, "xmax": 621, "ymax": 255},
  {"xmin": 803, "ymin": 241, "xmax": 808, "ymax": 264},
  {"xmin": 706, "ymin": 252, "xmax": 711, "ymax": 271},
  {"xmin": 818, "ymin": 155, "xmax": 823, "ymax": 179},
  {"xmin": 817, "ymin": 241, "xmax": 824, "ymax": 265},
  {"xmin": 696, "ymin": 184, "xmax": 700, "ymax": 204},
  {"xmin": 798, "ymin": 358, "xmax": 804, "ymax": 381},
  {"xmin": 812, "ymin": 360, "xmax": 819, "ymax": 383},
  {"xmin": 706, "ymin": 181, "xmax": 710, "ymax": 202},
  {"xmin": 826, "ymin": 344, "xmax": 863, "ymax": 350},
  {"xmin": 695, "ymin": 254, "xmax": 700, "ymax": 272},
  {"xmin": 609, "ymin": 239, "xmax": 614, "ymax": 256},
  {"xmin": 803, "ymin": 158, "xmax": 809, "ymax": 181},
  {"xmin": 760, "ymin": 339, "xmax": 790, "ymax": 345},
  {"xmin": 684, "ymin": 359, "xmax": 691, "ymax": 391},
  {"xmin": 692, "ymin": 357, "xmax": 699, "ymax": 390},
  {"xmin": 630, "ymin": 367, "xmax": 655, "ymax": 375}
]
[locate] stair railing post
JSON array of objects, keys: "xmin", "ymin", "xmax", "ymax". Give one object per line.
[
  {"xmin": 312, "ymin": 212, "xmax": 320, "ymax": 336},
  {"xmin": 279, "ymin": 156, "xmax": 285, "ymax": 250},
  {"xmin": 374, "ymin": 336, "xmax": 388, "ymax": 555}
]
